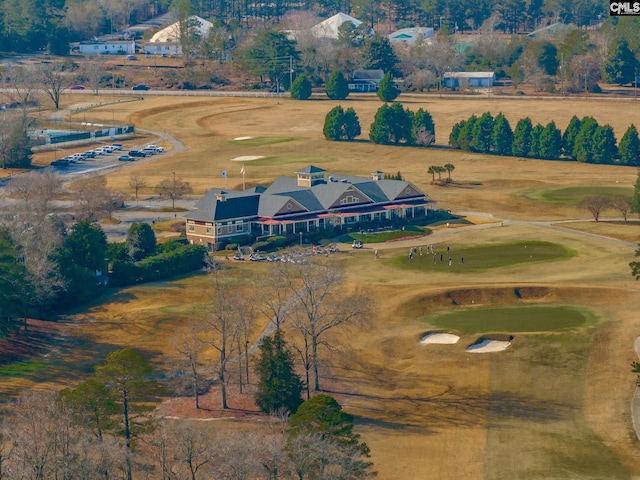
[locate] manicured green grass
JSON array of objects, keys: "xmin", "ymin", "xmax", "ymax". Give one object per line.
[
  {"xmin": 526, "ymin": 186, "xmax": 633, "ymax": 206},
  {"xmin": 428, "ymin": 305, "xmax": 592, "ymax": 334},
  {"xmin": 339, "ymin": 225, "xmax": 431, "ymax": 243},
  {"xmin": 393, "ymin": 241, "xmax": 573, "ymax": 271},
  {"xmin": 228, "ymin": 136, "xmax": 296, "ymax": 146},
  {"xmin": 0, "ymin": 361, "xmax": 47, "ymax": 378},
  {"xmin": 242, "ymin": 155, "xmax": 335, "ymax": 166}
]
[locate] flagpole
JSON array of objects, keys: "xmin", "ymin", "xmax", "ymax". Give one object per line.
[{"xmin": 242, "ymin": 163, "xmax": 245, "ymax": 191}]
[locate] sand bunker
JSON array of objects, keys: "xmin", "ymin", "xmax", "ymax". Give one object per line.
[
  {"xmin": 421, "ymin": 332, "xmax": 460, "ymax": 345},
  {"xmin": 233, "ymin": 136, "xmax": 254, "ymax": 141},
  {"xmin": 466, "ymin": 338, "xmax": 511, "ymax": 353},
  {"xmin": 230, "ymin": 155, "xmax": 265, "ymax": 161}
]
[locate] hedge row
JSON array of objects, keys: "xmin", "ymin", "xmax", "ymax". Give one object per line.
[{"xmin": 110, "ymin": 244, "xmax": 207, "ymax": 287}]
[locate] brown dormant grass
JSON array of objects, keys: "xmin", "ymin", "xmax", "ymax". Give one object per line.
[{"xmin": 9, "ymin": 94, "xmax": 640, "ymax": 478}]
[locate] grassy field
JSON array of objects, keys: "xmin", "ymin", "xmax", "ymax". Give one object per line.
[{"xmin": 7, "ymin": 93, "xmax": 640, "ymax": 479}]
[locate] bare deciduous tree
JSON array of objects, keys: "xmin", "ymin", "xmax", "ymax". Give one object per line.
[
  {"xmin": 0, "ymin": 66, "xmax": 41, "ymax": 119},
  {"xmin": 128, "ymin": 171, "xmax": 147, "ymax": 202},
  {"xmin": 7, "ymin": 169, "xmax": 62, "ymax": 220},
  {"xmin": 40, "ymin": 62, "xmax": 68, "ymax": 110},
  {"xmin": 612, "ymin": 195, "xmax": 631, "ymax": 222},
  {"xmin": 74, "ymin": 176, "xmax": 123, "ymax": 221},
  {"xmin": 172, "ymin": 321, "xmax": 207, "ymax": 409},
  {"xmin": 206, "ymin": 271, "xmax": 240, "ymax": 409},
  {"xmin": 578, "ymin": 195, "xmax": 611, "ymax": 222},
  {"xmin": 288, "ymin": 263, "xmax": 366, "ymax": 396},
  {"xmin": 157, "ymin": 173, "xmax": 192, "ymax": 210},
  {"xmin": 82, "ymin": 55, "xmax": 107, "ymax": 94}
]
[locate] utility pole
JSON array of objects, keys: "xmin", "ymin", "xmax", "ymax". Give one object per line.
[{"xmin": 289, "ymin": 55, "xmax": 293, "ymax": 94}]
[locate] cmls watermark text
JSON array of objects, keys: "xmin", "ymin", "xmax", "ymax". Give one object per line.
[{"xmin": 610, "ymin": 1, "xmax": 640, "ymax": 15}]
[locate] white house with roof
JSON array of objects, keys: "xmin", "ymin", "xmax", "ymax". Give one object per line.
[
  {"xmin": 443, "ymin": 71, "xmax": 495, "ymax": 89},
  {"xmin": 79, "ymin": 40, "xmax": 135, "ymax": 55},
  {"xmin": 388, "ymin": 27, "xmax": 434, "ymax": 46},
  {"xmin": 186, "ymin": 166, "xmax": 435, "ymax": 248},
  {"xmin": 310, "ymin": 13, "xmax": 373, "ymax": 39},
  {"xmin": 144, "ymin": 15, "xmax": 213, "ymax": 55}
]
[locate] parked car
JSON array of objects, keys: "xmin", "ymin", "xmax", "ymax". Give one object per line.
[
  {"xmin": 83, "ymin": 151, "xmax": 96, "ymax": 158},
  {"xmin": 110, "ymin": 143, "xmax": 123, "ymax": 150},
  {"xmin": 126, "ymin": 55, "xmax": 137, "ymax": 60},
  {"xmin": 69, "ymin": 85, "xmax": 85, "ymax": 90},
  {"xmin": 132, "ymin": 84, "xmax": 150, "ymax": 91},
  {"xmin": 129, "ymin": 150, "xmax": 147, "ymax": 157},
  {"xmin": 118, "ymin": 155, "xmax": 135, "ymax": 162},
  {"xmin": 92, "ymin": 147, "xmax": 107, "ymax": 155},
  {"xmin": 50, "ymin": 159, "xmax": 70, "ymax": 166},
  {"xmin": 141, "ymin": 147, "xmax": 157, "ymax": 155}
]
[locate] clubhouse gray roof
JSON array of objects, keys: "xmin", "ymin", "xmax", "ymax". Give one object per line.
[{"xmin": 188, "ymin": 166, "xmax": 429, "ymax": 223}]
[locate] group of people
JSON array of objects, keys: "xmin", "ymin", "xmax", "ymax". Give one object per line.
[{"xmin": 406, "ymin": 244, "xmax": 464, "ymax": 266}]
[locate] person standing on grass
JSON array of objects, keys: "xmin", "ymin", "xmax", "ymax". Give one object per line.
[
  {"xmin": 448, "ymin": 257, "xmax": 452, "ymax": 266},
  {"xmin": 461, "ymin": 256, "xmax": 464, "ymax": 265}
]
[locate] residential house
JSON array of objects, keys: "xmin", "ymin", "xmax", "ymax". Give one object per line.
[
  {"xmin": 186, "ymin": 166, "xmax": 435, "ymax": 248},
  {"xmin": 78, "ymin": 40, "xmax": 136, "ymax": 55},
  {"xmin": 443, "ymin": 71, "xmax": 495, "ymax": 89},
  {"xmin": 348, "ymin": 69, "xmax": 385, "ymax": 92},
  {"xmin": 388, "ymin": 27, "xmax": 434, "ymax": 46}
]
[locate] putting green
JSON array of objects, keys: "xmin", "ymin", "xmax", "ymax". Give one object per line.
[
  {"xmin": 395, "ymin": 241, "xmax": 573, "ymax": 271},
  {"xmin": 428, "ymin": 305, "xmax": 593, "ymax": 334},
  {"xmin": 526, "ymin": 186, "xmax": 632, "ymax": 206}
]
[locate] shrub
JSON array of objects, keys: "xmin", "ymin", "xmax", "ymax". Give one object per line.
[
  {"xmin": 290, "ymin": 74, "xmax": 312, "ymax": 100},
  {"xmin": 376, "ymin": 72, "xmax": 399, "ymax": 102},
  {"xmin": 325, "ymin": 70, "xmax": 349, "ymax": 100},
  {"xmin": 110, "ymin": 244, "xmax": 206, "ymax": 286}
]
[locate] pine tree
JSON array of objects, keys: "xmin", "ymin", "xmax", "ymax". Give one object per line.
[
  {"xmin": 632, "ymin": 168, "xmax": 640, "ymax": 215},
  {"xmin": 411, "ymin": 108, "xmax": 436, "ymax": 146},
  {"xmin": 449, "ymin": 121, "xmax": 464, "ymax": 148},
  {"xmin": 592, "ymin": 125, "xmax": 618, "ymax": 164},
  {"xmin": 290, "ymin": 74, "xmax": 312, "ymax": 100},
  {"xmin": 324, "ymin": 106, "xmax": 346, "ymax": 141},
  {"xmin": 376, "ymin": 72, "xmax": 400, "ymax": 102},
  {"xmin": 619, "ymin": 124, "xmax": 640, "ymax": 166},
  {"xmin": 491, "ymin": 112, "xmax": 513, "ymax": 155},
  {"xmin": 539, "ymin": 121, "xmax": 562, "ymax": 160},
  {"xmin": 325, "ymin": 70, "xmax": 349, "ymax": 100},
  {"xmin": 529, "ymin": 124, "xmax": 544, "ymax": 158},
  {"xmin": 369, "ymin": 102, "xmax": 411, "ymax": 145},
  {"xmin": 343, "ymin": 107, "xmax": 361, "ymax": 140},
  {"xmin": 562, "ymin": 115, "xmax": 582, "ymax": 159},
  {"xmin": 512, "ymin": 117, "xmax": 532, "ymax": 157},
  {"xmin": 458, "ymin": 115, "xmax": 478, "ymax": 151},
  {"xmin": 471, "ymin": 112, "xmax": 494, "ymax": 153},
  {"xmin": 573, "ymin": 116, "xmax": 599, "ymax": 162},
  {"xmin": 254, "ymin": 330, "xmax": 304, "ymax": 414},
  {"xmin": 603, "ymin": 38, "xmax": 638, "ymax": 85}
]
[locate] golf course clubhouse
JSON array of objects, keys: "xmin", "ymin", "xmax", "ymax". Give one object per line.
[{"xmin": 186, "ymin": 166, "xmax": 436, "ymax": 248}]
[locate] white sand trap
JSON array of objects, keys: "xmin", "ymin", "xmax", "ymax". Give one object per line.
[
  {"xmin": 230, "ymin": 155, "xmax": 265, "ymax": 161},
  {"xmin": 421, "ymin": 333, "xmax": 460, "ymax": 345},
  {"xmin": 466, "ymin": 338, "xmax": 511, "ymax": 353},
  {"xmin": 233, "ymin": 136, "xmax": 254, "ymax": 141}
]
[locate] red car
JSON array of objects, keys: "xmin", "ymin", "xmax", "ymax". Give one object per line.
[{"xmin": 69, "ymin": 85, "xmax": 86, "ymax": 90}]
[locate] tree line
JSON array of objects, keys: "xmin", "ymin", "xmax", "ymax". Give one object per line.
[
  {"xmin": 450, "ymin": 112, "xmax": 640, "ymax": 165},
  {"xmin": 323, "ymin": 101, "xmax": 436, "ymax": 147}
]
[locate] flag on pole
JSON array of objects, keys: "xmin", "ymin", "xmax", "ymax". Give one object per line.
[
  {"xmin": 240, "ymin": 165, "xmax": 245, "ymax": 175},
  {"xmin": 222, "ymin": 169, "xmax": 227, "ymax": 178}
]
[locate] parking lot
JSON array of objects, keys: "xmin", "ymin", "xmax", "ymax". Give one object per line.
[{"xmin": 48, "ymin": 142, "xmax": 166, "ymax": 176}]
